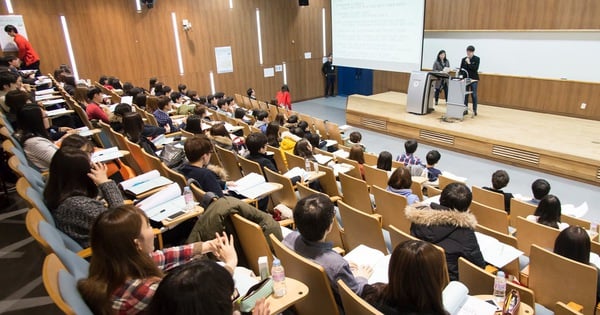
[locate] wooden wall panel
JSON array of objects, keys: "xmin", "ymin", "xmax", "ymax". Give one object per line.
[
  {"xmin": 8, "ymin": 0, "xmax": 330, "ymax": 102},
  {"xmin": 425, "ymin": 0, "xmax": 600, "ymax": 30}
]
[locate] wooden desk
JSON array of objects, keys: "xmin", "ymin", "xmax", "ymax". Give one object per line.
[
  {"xmin": 411, "ymin": 176, "xmax": 428, "ymax": 185},
  {"xmin": 475, "ymin": 295, "xmax": 534, "ymax": 315},
  {"xmin": 253, "ymin": 182, "xmax": 284, "ymax": 200},
  {"xmin": 160, "ymin": 205, "xmax": 204, "ymax": 229},
  {"xmin": 266, "ymin": 277, "xmax": 308, "ymax": 315},
  {"xmin": 304, "ymin": 170, "xmax": 325, "ymax": 183}
]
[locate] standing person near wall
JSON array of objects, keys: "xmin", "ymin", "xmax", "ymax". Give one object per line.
[
  {"xmin": 460, "ymin": 45, "xmax": 480, "ymax": 116},
  {"xmin": 322, "ymin": 53, "xmax": 336, "ymax": 97},
  {"xmin": 4, "ymin": 25, "xmax": 40, "ymax": 76},
  {"xmin": 276, "ymin": 85, "xmax": 291, "ymax": 110}
]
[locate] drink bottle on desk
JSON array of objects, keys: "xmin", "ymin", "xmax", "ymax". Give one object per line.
[{"xmin": 271, "ymin": 258, "xmax": 286, "ymax": 297}]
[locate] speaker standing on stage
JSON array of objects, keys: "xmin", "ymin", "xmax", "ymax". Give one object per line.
[
  {"xmin": 322, "ymin": 53, "xmax": 336, "ymax": 97},
  {"xmin": 461, "ymin": 45, "xmax": 480, "ymax": 116},
  {"xmin": 432, "ymin": 50, "xmax": 450, "ymax": 105}
]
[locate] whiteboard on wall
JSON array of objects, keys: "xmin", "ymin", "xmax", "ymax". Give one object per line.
[
  {"xmin": 0, "ymin": 15, "xmax": 27, "ymax": 52},
  {"xmin": 422, "ymin": 31, "xmax": 600, "ymax": 83}
]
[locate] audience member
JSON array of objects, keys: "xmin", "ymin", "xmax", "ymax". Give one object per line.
[
  {"xmin": 376, "ymin": 151, "xmax": 393, "ymax": 172},
  {"xmin": 153, "ymin": 95, "xmax": 184, "ymax": 132},
  {"xmin": 348, "ymin": 144, "xmax": 366, "ymax": 180},
  {"xmin": 426, "ymin": 150, "xmax": 443, "ymax": 182},
  {"xmin": 293, "ymin": 139, "xmax": 315, "ymax": 161},
  {"xmin": 184, "ymin": 115, "xmax": 204, "ymax": 134},
  {"xmin": 247, "ymin": 87, "xmax": 256, "ymax": 100},
  {"xmin": 111, "ymin": 103, "xmax": 165, "ymax": 138},
  {"xmin": 179, "ymin": 135, "xmax": 230, "ymax": 197},
  {"xmin": 246, "ymin": 132, "xmax": 278, "ymax": 173},
  {"xmin": 44, "ymin": 147, "xmax": 124, "ymax": 247},
  {"xmin": 265, "ymin": 122, "xmax": 281, "ymax": 148},
  {"xmin": 85, "ymin": 87, "xmax": 111, "ymax": 123},
  {"xmin": 345, "ymin": 131, "xmax": 366, "ymax": 152},
  {"xmin": 276, "ymin": 84, "xmax": 291, "ymax": 110},
  {"xmin": 77, "ymin": 205, "xmax": 235, "ymax": 315},
  {"xmin": 284, "ymin": 115, "xmax": 298, "ymax": 129},
  {"xmin": 253, "ymin": 110, "xmax": 269, "ymax": 133},
  {"xmin": 483, "ymin": 170, "xmax": 514, "ymax": 214},
  {"xmin": 406, "ymin": 182, "xmax": 485, "ymax": 280},
  {"xmin": 283, "ymin": 194, "xmax": 372, "ymax": 302},
  {"xmin": 396, "ymin": 139, "xmax": 424, "ymax": 167},
  {"xmin": 386, "ymin": 166, "xmax": 419, "ymax": 205},
  {"xmin": 529, "ymin": 178, "xmax": 551, "ymax": 205},
  {"xmin": 123, "ymin": 112, "xmax": 158, "ymax": 157},
  {"xmin": 13, "ymin": 105, "xmax": 64, "ymax": 170},
  {"xmin": 209, "ymin": 123, "xmax": 233, "ymax": 151},
  {"xmin": 4, "ymin": 24, "xmax": 40, "ymax": 74},
  {"xmin": 526, "ymin": 194, "xmax": 568, "ymax": 230}
]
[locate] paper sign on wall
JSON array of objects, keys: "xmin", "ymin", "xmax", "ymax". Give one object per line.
[
  {"xmin": 304, "ymin": 52, "xmax": 312, "ymax": 59},
  {"xmin": 275, "ymin": 65, "xmax": 283, "ymax": 72},
  {"xmin": 215, "ymin": 46, "xmax": 233, "ymax": 74},
  {"xmin": 263, "ymin": 67, "xmax": 275, "ymax": 77},
  {"xmin": 0, "ymin": 15, "xmax": 28, "ymax": 52}
]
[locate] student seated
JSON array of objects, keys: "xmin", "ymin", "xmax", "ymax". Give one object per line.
[
  {"xmin": 396, "ymin": 139, "xmax": 424, "ymax": 167},
  {"xmin": 147, "ymin": 259, "xmax": 270, "ymax": 315},
  {"xmin": 293, "ymin": 139, "xmax": 316, "ymax": 161},
  {"xmin": 426, "ymin": 150, "xmax": 443, "ymax": 182},
  {"xmin": 85, "ymin": 87, "xmax": 111, "ymax": 124},
  {"xmin": 553, "ymin": 226, "xmax": 600, "ymax": 303},
  {"xmin": 184, "ymin": 114, "xmax": 204, "ymax": 134},
  {"xmin": 376, "ymin": 151, "xmax": 393, "ymax": 172},
  {"xmin": 153, "ymin": 95, "xmax": 185, "ymax": 133},
  {"xmin": 123, "ymin": 112, "xmax": 158, "ymax": 157},
  {"xmin": 406, "ymin": 182, "xmax": 485, "ymax": 281},
  {"xmin": 283, "ymin": 194, "xmax": 372, "ymax": 302},
  {"xmin": 526, "ymin": 194, "xmax": 568, "ymax": 230},
  {"xmin": 348, "ymin": 144, "xmax": 366, "ymax": 180},
  {"xmin": 78, "ymin": 205, "xmax": 236, "ymax": 315},
  {"xmin": 387, "ymin": 166, "xmax": 419, "ymax": 205},
  {"xmin": 363, "ymin": 240, "xmax": 449, "ymax": 315},
  {"xmin": 246, "ymin": 132, "xmax": 278, "ymax": 173},
  {"xmin": 483, "ymin": 169, "xmax": 514, "ymax": 214},
  {"xmin": 345, "ymin": 131, "xmax": 366, "ymax": 152},
  {"xmin": 179, "ymin": 135, "xmax": 231, "ymax": 198},
  {"xmin": 265, "ymin": 122, "xmax": 281, "ymax": 148},
  {"xmin": 44, "ymin": 147, "xmax": 124, "ymax": 247},
  {"xmin": 252, "ymin": 110, "xmax": 269, "ymax": 133},
  {"xmin": 209, "ymin": 123, "xmax": 234, "ymax": 151},
  {"xmin": 529, "ymin": 178, "xmax": 551, "ymax": 205}
]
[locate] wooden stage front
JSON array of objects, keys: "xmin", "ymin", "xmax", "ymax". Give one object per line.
[{"xmin": 345, "ymin": 92, "xmax": 600, "ymax": 186}]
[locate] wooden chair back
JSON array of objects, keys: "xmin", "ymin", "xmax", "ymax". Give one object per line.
[
  {"xmin": 335, "ymin": 156, "xmax": 363, "ymax": 179},
  {"xmin": 474, "ymin": 224, "xmax": 520, "ymax": 277},
  {"xmin": 139, "ymin": 146, "xmax": 168, "ymax": 177},
  {"xmin": 312, "ymin": 117, "xmax": 328, "ymax": 140},
  {"xmin": 560, "ymin": 214, "xmax": 591, "ymax": 230},
  {"xmin": 161, "ymin": 163, "xmax": 188, "ymax": 190},
  {"xmin": 371, "ymin": 185, "xmax": 409, "ymax": 232},
  {"xmin": 388, "ymin": 224, "xmax": 419, "ymax": 250},
  {"xmin": 457, "ymin": 257, "xmax": 535, "ymax": 308},
  {"xmin": 338, "ymin": 200, "xmax": 387, "ymax": 254},
  {"xmin": 426, "ymin": 185, "xmax": 442, "ymax": 197},
  {"xmin": 438, "ymin": 174, "xmax": 463, "ymax": 190},
  {"xmin": 231, "ymin": 214, "xmax": 273, "ymax": 275},
  {"xmin": 214, "ymin": 145, "xmax": 243, "ymax": 181},
  {"xmin": 237, "ymin": 154, "xmax": 264, "ymax": 177},
  {"xmin": 337, "ymin": 279, "xmax": 383, "ymax": 315},
  {"xmin": 339, "ymin": 172, "xmax": 373, "ymax": 214},
  {"xmin": 472, "ymin": 185, "xmax": 505, "ymax": 211},
  {"xmin": 515, "ymin": 216, "xmax": 560, "ymax": 256},
  {"xmin": 266, "ymin": 145, "xmax": 288, "ymax": 173},
  {"xmin": 97, "ymin": 121, "xmax": 118, "ymax": 148},
  {"xmin": 326, "ymin": 121, "xmax": 344, "ymax": 144},
  {"xmin": 509, "ymin": 199, "xmax": 536, "ymax": 227},
  {"xmin": 263, "ymin": 167, "xmax": 298, "ymax": 209},
  {"xmin": 122, "ymin": 137, "xmax": 152, "ymax": 174},
  {"xmin": 318, "ymin": 164, "xmax": 342, "ymax": 199},
  {"xmin": 284, "ymin": 151, "xmax": 307, "ymax": 171},
  {"xmin": 269, "ymin": 235, "xmax": 340, "ymax": 315},
  {"xmin": 26, "ymin": 208, "xmax": 51, "ymax": 254},
  {"xmin": 363, "ymin": 164, "xmax": 388, "ymax": 190},
  {"xmin": 529, "ymin": 244, "xmax": 597, "ymax": 314},
  {"xmin": 363, "ymin": 152, "xmax": 378, "ymax": 166},
  {"xmin": 410, "ymin": 180, "xmax": 424, "ymax": 201},
  {"xmin": 469, "ymin": 201, "xmax": 510, "ymax": 235},
  {"xmin": 555, "ymin": 302, "xmax": 585, "ymax": 315}
]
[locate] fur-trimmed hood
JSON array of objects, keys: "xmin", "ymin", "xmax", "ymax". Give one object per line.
[{"xmin": 405, "ymin": 204, "xmax": 478, "ymax": 229}]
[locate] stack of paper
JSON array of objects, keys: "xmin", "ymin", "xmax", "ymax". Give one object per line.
[
  {"xmin": 475, "ymin": 232, "xmax": 523, "ymax": 268},
  {"xmin": 333, "ymin": 149, "xmax": 349, "ymax": 159},
  {"xmin": 562, "ymin": 201, "xmax": 588, "ymax": 218},
  {"xmin": 75, "ymin": 126, "xmax": 94, "ymax": 137},
  {"xmin": 91, "ymin": 147, "xmax": 124, "ymax": 163},
  {"xmin": 136, "ymin": 183, "xmax": 187, "ymax": 221},
  {"xmin": 230, "ymin": 173, "xmax": 274, "ymax": 199},
  {"xmin": 119, "ymin": 170, "xmax": 173, "ymax": 196},
  {"xmin": 45, "ymin": 108, "xmax": 69, "ymax": 117},
  {"xmin": 314, "ymin": 154, "xmax": 333, "ymax": 165},
  {"xmin": 35, "ymin": 88, "xmax": 56, "ymax": 96}
]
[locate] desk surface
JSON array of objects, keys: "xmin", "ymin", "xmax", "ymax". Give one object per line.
[
  {"xmin": 161, "ymin": 205, "xmax": 204, "ymax": 229},
  {"xmin": 266, "ymin": 277, "xmax": 308, "ymax": 315}
]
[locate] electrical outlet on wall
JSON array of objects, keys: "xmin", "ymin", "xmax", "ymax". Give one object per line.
[{"xmin": 581, "ymin": 103, "xmax": 587, "ymax": 110}]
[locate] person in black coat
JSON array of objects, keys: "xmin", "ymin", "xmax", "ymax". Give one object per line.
[
  {"xmin": 460, "ymin": 45, "xmax": 480, "ymax": 115},
  {"xmin": 406, "ymin": 182, "xmax": 486, "ymax": 281},
  {"xmin": 322, "ymin": 53, "xmax": 336, "ymax": 97}
]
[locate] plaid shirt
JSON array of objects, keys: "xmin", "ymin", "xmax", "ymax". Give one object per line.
[
  {"xmin": 111, "ymin": 244, "xmax": 195, "ymax": 314},
  {"xmin": 397, "ymin": 153, "xmax": 424, "ymax": 167},
  {"xmin": 153, "ymin": 109, "xmax": 179, "ymax": 132}
]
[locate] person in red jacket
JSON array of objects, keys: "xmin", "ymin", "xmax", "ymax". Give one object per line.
[
  {"xmin": 276, "ymin": 84, "xmax": 291, "ymax": 110},
  {"xmin": 4, "ymin": 25, "xmax": 40, "ymax": 76}
]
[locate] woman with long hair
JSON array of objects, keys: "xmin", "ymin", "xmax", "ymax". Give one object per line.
[
  {"xmin": 387, "ymin": 166, "xmax": 419, "ymax": 205},
  {"xmin": 78, "ymin": 205, "xmax": 237, "ymax": 315},
  {"xmin": 265, "ymin": 121, "xmax": 281, "ymax": 148},
  {"xmin": 44, "ymin": 147, "xmax": 124, "ymax": 247},
  {"xmin": 432, "ymin": 49, "xmax": 450, "ymax": 105},
  {"xmin": 293, "ymin": 139, "xmax": 314, "ymax": 161},
  {"xmin": 184, "ymin": 114, "xmax": 204, "ymax": 134},
  {"xmin": 123, "ymin": 112, "xmax": 158, "ymax": 157},
  {"xmin": 377, "ymin": 151, "xmax": 393, "ymax": 172},
  {"xmin": 348, "ymin": 144, "xmax": 366, "ymax": 180},
  {"xmin": 527, "ymin": 194, "xmax": 568, "ymax": 230}
]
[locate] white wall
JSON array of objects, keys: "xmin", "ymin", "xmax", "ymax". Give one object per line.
[{"xmin": 422, "ymin": 31, "xmax": 600, "ymax": 83}]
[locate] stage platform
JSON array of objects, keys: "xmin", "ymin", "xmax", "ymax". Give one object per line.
[{"xmin": 346, "ymin": 92, "xmax": 600, "ymax": 186}]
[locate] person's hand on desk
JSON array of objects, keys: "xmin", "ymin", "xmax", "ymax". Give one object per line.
[
  {"xmin": 87, "ymin": 162, "xmax": 110, "ymax": 186},
  {"xmin": 349, "ymin": 262, "xmax": 374, "ymax": 279},
  {"xmin": 252, "ymin": 298, "xmax": 270, "ymax": 315}
]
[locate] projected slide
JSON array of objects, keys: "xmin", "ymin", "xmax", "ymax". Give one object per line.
[{"xmin": 332, "ymin": 0, "xmax": 425, "ymax": 72}]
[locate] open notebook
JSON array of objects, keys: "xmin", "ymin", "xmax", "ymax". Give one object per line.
[
  {"xmin": 343, "ymin": 245, "xmax": 390, "ymax": 284},
  {"xmin": 136, "ymin": 183, "xmax": 192, "ymax": 222},
  {"xmin": 229, "ymin": 173, "xmax": 275, "ymax": 199},
  {"xmin": 119, "ymin": 170, "xmax": 173, "ymax": 196}
]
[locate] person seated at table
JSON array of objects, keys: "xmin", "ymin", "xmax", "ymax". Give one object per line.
[
  {"xmin": 396, "ymin": 139, "xmax": 424, "ymax": 167},
  {"xmin": 293, "ymin": 139, "xmax": 316, "ymax": 162},
  {"xmin": 193, "ymin": 104, "xmax": 211, "ymax": 121},
  {"xmin": 123, "ymin": 112, "xmax": 158, "ymax": 157},
  {"xmin": 147, "ymin": 259, "xmax": 270, "ymax": 315},
  {"xmin": 526, "ymin": 194, "xmax": 568, "ymax": 230},
  {"xmin": 345, "ymin": 131, "xmax": 366, "ymax": 152},
  {"xmin": 348, "ymin": 144, "xmax": 366, "ymax": 180},
  {"xmin": 280, "ymin": 128, "xmax": 302, "ymax": 157},
  {"xmin": 283, "ymin": 194, "xmax": 372, "ymax": 304},
  {"xmin": 406, "ymin": 182, "xmax": 485, "ymax": 281},
  {"xmin": 553, "ymin": 226, "xmax": 600, "ymax": 302},
  {"xmin": 78, "ymin": 204, "xmax": 236, "ymax": 315},
  {"xmin": 44, "ymin": 147, "xmax": 124, "ymax": 248},
  {"xmin": 307, "ymin": 132, "xmax": 331, "ymax": 152},
  {"xmin": 246, "ymin": 132, "xmax": 278, "ymax": 173},
  {"xmin": 265, "ymin": 122, "xmax": 281, "ymax": 148},
  {"xmin": 376, "ymin": 151, "xmax": 393, "ymax": 172},
  {"xmin": 110, "ymin": 103, "xmax": 165, "ymax": 138},
  {"xmin": 216, "ymin": 98, "xmax": 233, "ymax": 118},
  {"xmin": 529, "ymin": 178, "xmax": 551, "ymax": 205},
  {"xmin": 387, "ymin": 166, "xmax": 419, "ymax": 205},
  {"xmin": 85, "ymin": 87, "xmax": 111, "ymax": 124},
  {"xmin": 184, "ymin": 114, "xmax": 204, "ymax": 134},
  {"xmin": 483, "ymin": 169, "xmax": 514, "ymax": 214},
  {"xmin": 297, "ymin": 120, "xmax": 311, "ymax": 138},
  {"xmin": 253, "ymin": 110, "xmax": 269, "ymax": 133},
  {"xmin": 172, "ymin": 91, "xmax": 195, "ymax": 115},
  {"xmin": 153, "ymin": 95, "xmax": 185, "ymax": 133},
  {"xmin": 179, "ymin": 135, "xmax": 231, "ymax": 198},
  {"xmin": 284, "ymin": 114, "xmax": 298, "ymax": 129},
  {"xmin": 234, "ymin": 107, "xmax": 252, "ymax": 124},
  {"xmin": 363, "ymin": 240, "xmax": 449, "ymax": 315},
  {"xmin": 426, "ymin": 150, "xmax": 443, "ymax": 183},
  {"xmin": 209, "ymin": 123, "xmax": 234, "ymax": 151}
]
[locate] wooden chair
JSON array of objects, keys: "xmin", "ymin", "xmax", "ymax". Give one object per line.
[
  {"xmin": 43, "ymin": 254, "xmax": 93, "ymax": 315},
  {"xmin": 457, "ymin": 257, "xmax": 535, "ymax": 308},
  {"xmin": 426, "ymin": 185, "xmax": 442, "ymax": 197},
  {"xmin": 363, "ymin": 164, "xmax": 388, "ymax": 190},
  {"xmin": 336, "ymin": 156, "xmax": 363, "ymax": 179},
  {"xmin": 339, "ymin": 172, "xmax": 373, "ymax": 214},
  {"xmin": 317, "ymin": 164, "xmax": 342, "ymax": 201},
  {"xmin": 263, "ymin": 167, "xmax": 298, "ymax": 210},
  {"xmin": 139, "ymin": 147, "xmax": 168, "ymax": 177},
  {"xmin": 71, "ymin": 103, "xmax": 103, "ymax": 146},
  {"xmin": 388, "ymin": 224, "xmax": 419, "ymax": 250},
  {"xmin": 237, "ymin": 154, "xmax": 264, "ymax": 177},
  {"xmin": 371, "ymin": 185, "xmax": 410, "ymax": 232},
  {"xmin": 515, "ymin": 216, "xmax": 560, "ymax": 256},
  {"xmin": 438, "ymin": 174, "xmax": 463, "ymax": 190},
  {"xmin": 312, "ymin": 117, "xmax": 328, "ymax": 140},
  {"xmin": 337, "ymin": 279, "xmax": 383, "ymax": 315},
  {"xmin": 269, "ymin": 235, "xmax": 340, "ymax": 315},
  {"xmin": 214, "ymin": 145, "xmax": 243, "ymax": 181},
  {"xmin": 363, "ymin": 152, "xmax": 378, "ymax": 166},
  {"xmin": 118, "ymin": 136, "xmax": 151, "ymax": 174},
  {"xmin": 509, "ymin": 199, "xmax": 536, "ymax": 227},
  {"xmin": 26, "ymin": 208, "xmax": 51, "ymax": 254},
  {"xmin": 529, "ymin": 244, "xmax": 597, "ymax": 314},
  {"xmin": 326, "ymin": 121, "xmax": 345, "ymax": 144},
  {"xmin": 231, "ymin": 214, "xmax": 274, "ymax": 276},
  {"xmin": 338, "ymin": 200, "xmax": 387, "ymax": 254},
  {"xmin": 266, "ymin": 145, "xmax": 288, "ymax": 173},
  {"xmin": 284, "ymin": 151, "xmax": 307, "ymax": 171},
  {"xmin": 474, "ymin": 224, "xmax": 520, "ymax": 277},
  {"xmin": 472, "ymin": 185, "xmax": 505, "ymax": 212},
  {"xmin": 560, "ymin": 214, "xmax": 591, "ymax": 229},
  {"xmin": 555, "ymin": 302, "xmax": 585, "ymax": 315},
  {"xmin": 469, "ymin": 201, "xmax": 510, "ymax": 235},
  {"xmin": 410, "ymin": 180, "xmax": 424, "ymax": 201},
  {"xmin": 161, "ymin": 163, "xmax": 188, "ymax": 189}
]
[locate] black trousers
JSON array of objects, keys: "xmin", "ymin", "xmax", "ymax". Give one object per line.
[
  {"xmin": 23, "ymin": 60, "xmax": 41, "ymax": 77},
  {"xmin": 325, "ymin": 74, "xmax": 336, "ymax": 96}
]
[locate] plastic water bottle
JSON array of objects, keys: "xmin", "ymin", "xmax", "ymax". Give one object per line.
[
  {"xmin": 305, "ymin": 158, "xmax": 312, "ymax": 172},
  {"xmin": 183, "ymin": 186, "xmax": 194, "ymax": 211},
  {"xmin": 493, "ymin": 271, "xmax": 506, "ymax": 305},
  {"xmin": 271, "ymin": 259, "xmax": 286, "ymax": 297}
]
